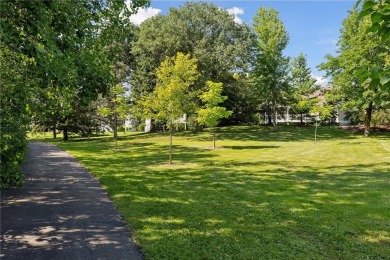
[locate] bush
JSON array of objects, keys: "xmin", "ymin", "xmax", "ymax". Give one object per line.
[
  {"xmin": 0, "ymin": 86, "xmax": 28, "ymax": 188},
  {"xmin": 138, "ymin": 123, "xmax": 146, "ymax": 132},
  {"xmin": 372, "ymin": 109, "xmax": 390, "ymax": 126}
]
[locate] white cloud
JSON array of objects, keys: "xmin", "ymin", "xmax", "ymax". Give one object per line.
[
  {"xmin": 226, "ymin": 7, "xmax": 244, "ymax": 25},
  {"xmin": 312, "ymin": 74, "xmax": 328, "ymax": 86},
  {"xmin": 130, "ymin": 7, "xmax": 161, "ymax": 25}
]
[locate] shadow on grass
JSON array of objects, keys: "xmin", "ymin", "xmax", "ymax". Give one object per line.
[{"xmin": 190, "ymin": 125, "xmax": 361, "ymax": 143}]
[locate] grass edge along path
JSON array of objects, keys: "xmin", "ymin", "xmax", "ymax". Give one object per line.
[{"xmin": 33, "ymin": 126, "xmax": 390, "ymax": 259}]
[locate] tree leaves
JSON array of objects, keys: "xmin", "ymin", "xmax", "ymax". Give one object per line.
[
  {"xmin": 197, "ymin": 81, "xmax": 232, "ymax": 128},
  {"xmin": 320, "ymin": 6, "xmax": 389, "ymax": 135},
  {"xmin": 252, "ymin": 7, "xmax": 290, "ymax": 126},
  {"xmin": 143, "ymin": 52, "xmax": 200, "ymax": 125}
]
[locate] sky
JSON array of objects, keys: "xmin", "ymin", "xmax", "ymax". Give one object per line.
[{"xmin": 129, "ymin": 0, "xmax": 357, "ymax": 86}]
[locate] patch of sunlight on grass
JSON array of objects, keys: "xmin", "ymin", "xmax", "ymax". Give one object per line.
[
  {"xmin": 359, "ymin": 230, "xmax": 390, "ymax": 244},
  {"xmin": 204, "ymin": 219, "xmax": 224, "ymax": 226},
  {"xmin": 147, "ymin": 162, "xmax": 199, "ymax": 169},
  {"xmin": 134, "ymin": 196, "xmax": 193, "ymax": 205},
  {"xmin": 142, "ymin": 217, "xmax": 185, "ymax": 225}
]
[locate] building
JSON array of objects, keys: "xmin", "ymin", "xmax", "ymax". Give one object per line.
[{"xmin": 264, "ymin": 87, "xmax": 351, "ymax": 125}]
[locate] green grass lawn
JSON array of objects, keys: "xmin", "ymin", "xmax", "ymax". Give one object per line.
[{"xmin": 33, "ymin": 126, "xmax": 390, "ymax": 259}]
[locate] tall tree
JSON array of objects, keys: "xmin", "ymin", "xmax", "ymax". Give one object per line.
[
  {"xmin": 0, "ymin": 0, "xmax": 149, "ymax": 187},
  {"xmin": 252, "ymin": 7, "xmax": 290, "ymax": 127},
  {"xmin": 290, "ymin": 53, "xmax": 320, "ymax": 124},
  {"xmin": 356, "ymin": 0, "xmax": 390, "ymax": 91},
  {"xmin": 197, "ymin": 81, "xmax": 232, "ymax": 148},
  {"xmin": 319, "ymin": 9, "xmax": 389, "ymax": 136},
  {"xmin": 142, "ymin": 53, "xmax": 199, "ymax": 164},
  {"xmin": 130, "ymin": 2, "xmax": 255, "ymax": 124}
]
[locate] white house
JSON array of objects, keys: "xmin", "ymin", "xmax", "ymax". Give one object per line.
[
  {"xmin": 144, "ymin": 114, "xmax": 188, "ymax": 132},
  {"xmin": 264, "ymin": 87, "xmax": 351, "ymax": 125}
]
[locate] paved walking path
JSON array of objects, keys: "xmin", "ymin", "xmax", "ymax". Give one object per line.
[{"xmin": 1, "ymin": 142, "xmax": 143, "ymax": 260}]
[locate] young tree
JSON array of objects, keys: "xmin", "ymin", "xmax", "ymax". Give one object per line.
[
  {"xmin": 319, "ymin": 9, "xmax": 389, "ymax": 136},
  {"xmin": 197, "ymin": 81, "xmax": 232, "ymax": 148},
  {"xmin": 142, "ymin": 52, "xmax": 199, "ymax": 164},
  {"xmin": 98, "ymin": 84, "xmax": 130, "ymax": 148},
  {"xmin": 252, "ymin": 7, "xmax": 290, "ymax": 127},
  {"xmin": 290, "ymin": 53, "xmax": 320, "ymax": 124},
  {"xmin": 310, "ymin": 102, "xmax": 334, "ymax": 144}
]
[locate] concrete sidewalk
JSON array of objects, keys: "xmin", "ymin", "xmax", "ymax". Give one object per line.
[{"xmin": 1, "ymin": 142, "xmax": 143, "ymax": 260}]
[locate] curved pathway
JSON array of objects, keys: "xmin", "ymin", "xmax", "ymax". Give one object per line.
[{"xmin": 1, "ymin": 142, "xmax": 143, "ymax": 260}]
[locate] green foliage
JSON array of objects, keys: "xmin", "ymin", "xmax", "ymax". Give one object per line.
[
  {"xmin": 141, "ymin": 52, "xmax": 200, "ymax": 163},
  {"xmin": 319, "ymin": 8, "xmax": 390, "ymax": 136},
  {"xmin": 290, "ymin": 54, "xmax": 319, "ymax": 96},
  {"xmin": 252, "ymin": 7, "xmax": 291, "ymax": 126},
  {"xmin": 130, "ymin": 2, "xmax": 255, "ymax": 123},
  {"xmin": 0, "ymin": 45, "xmax": 29, "ymax": 188},
  {"xmin": 310, "ymin": 102, "xmax": 334, "ymax": 122},
  {"xmin": 197, "ymin": 81, "xmax": 232, "ymax": 148},
  {"xmin": 143, "ymin": 52, "xmax": 200, "ymax": 124},
  {"xmin": 51, "ymin": 126, "xmax": 390, "ymax": 259},
  {"xmin": 372, "ymin": 109, "xmax": 390, "ymax": 126},
  {"xmin": 289, "ymin": 53, "xmax": 320, "ymax": 120},
  {"xmin": 98, "ymin": 84, "xmax": 130, "ymax": 138},
  {"xmin": 197, "ymin": 81, "xmax": 232, "ymax": 128},
  {"xmin": 0, "ymin": 0, "xmax": 149, "ymax": 186},
  {"xmin": 356, "ymin": 0, "xmax": 390, "ymax": 91}
]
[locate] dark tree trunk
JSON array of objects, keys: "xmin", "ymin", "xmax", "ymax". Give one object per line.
[
  {"xmin": 113, "ymin": 114, "xmax": 118, "ymax": 139},
  {"xmin": 364, "ymin": 102, "xmax": 373, "ymax": 137},
  {"xmin": 272, "ymin": 100, "xmax": 277, "ymax": 128},
  {"xmin": 300, "ymin": 113, "xmax": 303, "ymax": 124},
  {"xmin": 267, "ymin": 107, "xmax": 272, "ymax": 126},
  {"xmin": 63, "ymin": 126, "xmax": 69, "ymax": 141},
  {"xmin": 53, "ymin": 124, "xmax": 57, "ymax": 139}
]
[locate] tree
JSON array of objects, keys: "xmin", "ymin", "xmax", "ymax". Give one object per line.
[
  {"xmin": 310, "ymin": 102, "xmax": 334, "ymax": 144},
  {"xmin": 356, "ymin": 0, "xmax": 390, "ymax": 91},
  {"xmin": 252, "ymin": 7, "xmax": 291, "ymax": 127},
  {"xmin": 319, "ymin": 9, "xmax": 389, "ymax": 136},
  {"xmin": 0, "ymin": 0, "xmax": 149, "ymax": 187},
  {"xmin": 0, "ymin": 44, "xmax": 30, "ymax": 188},
  {"xmin": 130, "ymin": 2, "xmax": 255, "ymax": 124},
  {"xmin": 290, "ymin": 53, "xmax": 320, "ymax": 124},
  {"xmin": 142, "ymin": 53, "xmax": 199, "ymax": 164},
  {"xmin": 98, "ymin": 84, "xmax": 130, "ymax": 148},
  {"xmin": 197, "ymin": 81, "xmax": 232, "ymax": 148}
]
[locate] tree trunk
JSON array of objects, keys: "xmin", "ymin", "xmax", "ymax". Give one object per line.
[
  {"xmin": 314, "ymin": 118, "xmax": 318, "ymax": 144},
  {"xmin": 63, "ymin": 126, "xmax": 68, "ymax": 141},
  {"xmin": 213, "ymin": 128, "xmax": 216, "ymax": 149},
  {"xmin": 169, "ymin": 123, "xmax": 173, "ymax": 165},
  {"xmin": 300, "ymin": 113, "xmax": 303, "ymax": 125},
  {"xmin": 364, "ymin": 102, "xmax": 373, "ymax": 137},
  {"xmin": 267, "ymin": 105, "xmax": 272, "ymax": 126},
  {"xmin": 53, "ymin": 124, "xmax": 57, "ymax": 139},
  {"xmin": 113, "ymin": 114, "xmax": 118, "ymax": 139},
  {"xmin": 272, "ymin": 100, "xmax": 277, "ymax": 128}
]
